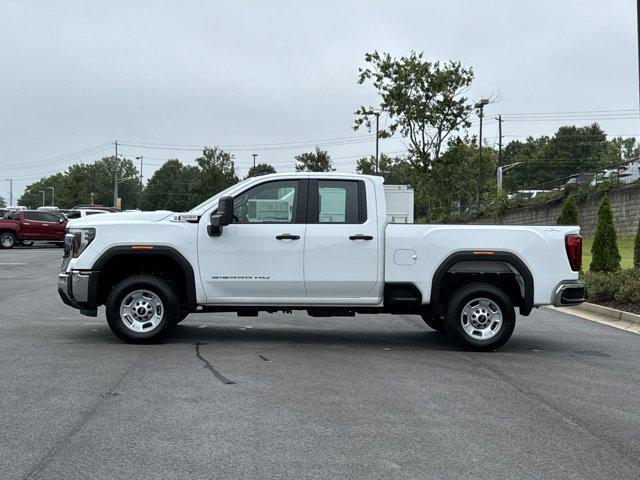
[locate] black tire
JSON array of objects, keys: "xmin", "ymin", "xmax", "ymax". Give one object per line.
[
  {"xmin": 105, "ymin": 275, "xmax": 180, "ymax": 344},
  {"xmin": 421, "ymin": 313, "xmax": 444, "ymax": 331},
  {"xmin": 443, "ymin": 283, "xmax": 516, "ymax": 351},
  {"xmin": 0, "ymin": 232, "xmax": 16, "ymax": 249}
]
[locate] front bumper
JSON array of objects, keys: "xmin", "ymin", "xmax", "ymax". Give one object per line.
[
  {"xmin": 58, "ymin": 270, "xmax": 99, "ymax": 314},
  {"xmin": 552, "ymin": 280, "xmax": 585, "ymax": 307}
]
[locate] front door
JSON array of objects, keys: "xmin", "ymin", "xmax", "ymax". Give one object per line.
[
  {"xmin": 304, "ymin": 179, "xmax": 379, "ymax": 299},
  {"xmin": 198, "ymin": 179, "xmax": 308, "ymax": 303}
]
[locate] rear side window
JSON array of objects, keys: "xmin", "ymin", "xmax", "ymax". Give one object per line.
[
  {"xmin": 42, "ymin": 213, "xmax": 60, "ymax": 222},
  {"xmin": 67, "ymin": 211, "xmax": 82, "ymax": 219},
  {"xmin": 86, "ymin": 211, "xmax": 105, "ymax": 216},
  {"xmin": 310, "ymin": 180, "xmax": 366, "ymax": 224}
]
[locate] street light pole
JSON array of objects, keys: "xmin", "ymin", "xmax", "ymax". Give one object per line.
[
  {"xmin": 497, "ymin": 162, "xmax": 522, "ymax": 194},
  {"xmin": 474, "ymin": 99, "xmax": 490, "ymax": 203},
  {"xmin": 39, "ymin": 190, "xmax": 45, "ymax": 207},
  {"xmin": 252, "ymin": 154, "xmax": 257, "ymax": 168},
  {"xmin": 47, "ymin": 186, "xmax": 55, "ymax": 206}
]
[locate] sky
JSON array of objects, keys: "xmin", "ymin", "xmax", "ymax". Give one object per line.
[{"xmin": 1, "ymin": 0, "xmax": 638, "ymax": 204}]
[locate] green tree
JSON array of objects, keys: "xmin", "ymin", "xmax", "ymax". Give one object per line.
[
  {"xmin": 141, "ymin": 159, "xmax": 198, "ymax": 211},
  {"xmin": 246, "ymin": 163, "xmax": 276, "ymax": 178},
  {"xmin": 556, "ymin": 194, "xmax": 579, "ymax": 225},
  {"xmin": 356, "ymin": 153, "xmax": 413, "ymax": 185},
  {"xmin": 0, "ymin": 196, "xmax": 5, "ymax": 208},
  {"xmin": 354, "ymin": 51, "xmax": 474, "ymax": 165},
  {"xmin": 294, "ymin": 147, "xmax": 334, "ymax": 172},
  {"xmin": 590, "ymin": 196, "xmax": 621, "ymax": 272},
  {"xmin": 188, "ymin": 147, "xmax": 239, "ymax": 206},
  {"xmin": 634, "ymin": 220, "xmax": 640, "ymax": 269},
  {"xmin": 18, "ymin": 157, "xmax": 139, "ymax": 210}
]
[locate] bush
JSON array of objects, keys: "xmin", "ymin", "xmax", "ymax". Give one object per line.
[
  {"xmin": 590, "ymin": 196, "xmax": 620, "ymax": 272},
  {"xmin": 556, "ymin": 193, "xmax": 578, "ymax": 225},
  {"xmin": 634, "ymin": 221, "xmax": 640, "ymax": 269},
  {"xmin": 584, "ymin": 269, "xmax": 640, "ymax": 304}
]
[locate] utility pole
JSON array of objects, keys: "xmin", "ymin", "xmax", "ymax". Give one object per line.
[
  {"xmin": 498, "ymin": 115, "xmax": 503, "ymax": 167},
  {"xmin": 113, "ymin": 141, "xmax": 118, "ymax": 208},
  {"xmin": 252, "ymin": 154, "xmax": 257, "ymax": 168},
  {"xmin": 5, "ymin": 179, "xmax": 12, "ymax": 206},
  {"xmin": 47, "ymin": 186, "xmax": 55, "ymax": 206},
  {"xmin": 475, "ymin": 99, "xmax": 490, "ymax": 203},
  {"xmin": 374, "ymin": 111, "xmax": 380, "ymax": 173},
  {"xmin": 135, "ymin": 156, "xmax": 144, "ymax": 208}
]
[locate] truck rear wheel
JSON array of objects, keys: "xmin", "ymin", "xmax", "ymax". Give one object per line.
[
  {"xmin": 443, "ymin": 283, "xmax": 516, "ymax": 351},
  {"xmin": 0, "ymin": 232, "xmax": 16, "ymax": 249},
  {"xmin": 105, "ymin": 275, "xmax": 180, "ymax": 344}
]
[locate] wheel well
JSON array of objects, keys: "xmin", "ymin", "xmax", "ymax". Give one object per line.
[
  {"xmin": 431, "ymin": 254, "xmax": 534, "ymax": 316},
  {"xmin": 438, "ymin": 271, "xmax": 523, "ymax": 314},
  {"xmin": 96, "ymin": 253, "xmax": 194, "ymax": 309}
]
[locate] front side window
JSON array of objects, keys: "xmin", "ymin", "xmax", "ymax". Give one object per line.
[
  {"xmin": 317, "ymin": 180, "xmax": 361, "ymax": 223},
  {"xmin": 234, "ymin": 180, "xmax": 299, "ymax": 223},
  {"xmin": 24, "ymin": 212, "xmax": 40, "ymax": 221}
]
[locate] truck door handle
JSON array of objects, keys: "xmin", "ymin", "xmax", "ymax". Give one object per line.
[
  {"xmin": 349, "ymin": 234, "xmax": 373, "ymax": 241},
  {"xmin": 276, "ymin": 234, "xmax": 300, "ymax": 240}
]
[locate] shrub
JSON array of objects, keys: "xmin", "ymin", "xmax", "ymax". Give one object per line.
[
  {"xmin": 556, "ymin": 193, "xmax": 578, "ymax": 225},
  {"xmin": 635, "ymin": 220, "xmax": 640, "ymax": 269},
  {"xmin": 590, "ymin": 196, "xmax": 620, "ymax": 272},
  {"xmin": 584, "ymin": 269, "xmax": 640, "ymax": 304}
]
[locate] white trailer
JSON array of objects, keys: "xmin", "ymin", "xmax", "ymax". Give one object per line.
[{"xmin": 384, "ymin": 185, "xmax": 414, "ymax": 223}]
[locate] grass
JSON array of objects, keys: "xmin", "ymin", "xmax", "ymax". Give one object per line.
[{"xmin": 581, "ymin": 236, "xmax": 635, "ymax": 271}]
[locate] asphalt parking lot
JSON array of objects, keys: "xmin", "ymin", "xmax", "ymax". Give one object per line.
[{"xmin": 1, "ymin": 247, "xmax": 640, "ymax": 479}]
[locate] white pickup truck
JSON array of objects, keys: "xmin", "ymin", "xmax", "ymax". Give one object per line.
[{"xmin": 58, "ymin": 172, "xmax": 584, "ymax": 350}]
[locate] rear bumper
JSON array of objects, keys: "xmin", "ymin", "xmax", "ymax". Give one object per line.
[
  {"xmin": 552, "ymin": 280, "xmax": 585, "ymax": 307},
  {"xmin": 58, "ymin": 270, "xmax": 99, "ymax": 314}
]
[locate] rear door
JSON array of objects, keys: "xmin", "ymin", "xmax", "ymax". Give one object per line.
[{"xmin": 304, "ymin": 179, "xmax": 379, "ymax": 299}]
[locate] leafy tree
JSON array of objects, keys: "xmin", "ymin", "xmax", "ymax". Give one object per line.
[
  {"xmin": 0, "ymin": 196, "xmax": 5, "ymax": 208},
  {"xmin": 141, "ymin": 159, "xmax": 198, "ymax": 211},
  {"xmin": 634, "ymin": 220, "xmax": 640, "ymax": 269},
  {"xmin": 502, "ymin": 124, "xmax": 608, "ymax": 192},
  {"xmin": 428, "ymin": 136, "xmax": 496, "ymax": 220},
  {"xmin": 590, "ymin": 196, "xmax": 620, "ymax": 272},
  {"xmin": 356, "ymin": 153, "xmax": 413, "ymax": 185},
  {"xmin": 556, "ymin": 194, "xmax": 578, "ymax": 225},
  {"xmin": 354, "ymin": 51, "xmax": 474, "ymax": 166},
  {"xmin": 246, "ymin": 163, "xmax": 276, "ymax": 178},
  {"xmin": 18, "ymin": 157, "xmax": 140, "ymax": 210},
  {"xmin": 188, "ymin": 147, "xmax": 239, "ymax": 206},
  {"xmin": 294, "ymin": 147, "xmax": 334, "ymax": 172}
]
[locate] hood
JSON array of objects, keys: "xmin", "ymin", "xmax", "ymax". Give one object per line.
[{"xmin": 68, "ymin": 210, "xmax": 173, "ymax": 227}]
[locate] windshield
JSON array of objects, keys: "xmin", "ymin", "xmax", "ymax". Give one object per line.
[{"xmin": 188, "ymin": 177, "xmax": 255, "ymax": 213}]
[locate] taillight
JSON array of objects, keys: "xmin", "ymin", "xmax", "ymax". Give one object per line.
[{"xmin": 565, "ymin": 234, "xmax": 582, "ymax": 271}]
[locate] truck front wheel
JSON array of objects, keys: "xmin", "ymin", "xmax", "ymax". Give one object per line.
[
  {"xmin": 105, "ymin": 275, "xmax": 180, "ymax": 344},
  {"xmin": 443, "ymin": 283, "xmax": 516, "ymax": 351}
]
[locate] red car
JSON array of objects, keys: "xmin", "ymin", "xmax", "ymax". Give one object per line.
[{"xmin": 0, "ymin": 210, "xmax": 67, "ymax": 249}]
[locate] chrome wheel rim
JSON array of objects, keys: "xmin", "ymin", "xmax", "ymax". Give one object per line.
[
  {"xmin": 120, "ymin": 290, "xmax": 164, "ymax": 333},
  {"xmin": 460, "ymin": 297, "xmax": 502, "ymax": 340},
  {"xmin": 1, "ymin": 234, "xmax": 14, "ymax": 247}
]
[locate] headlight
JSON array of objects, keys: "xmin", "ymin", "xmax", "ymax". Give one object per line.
[{"xmin": 66, "ymin": 228, "xmax": 96, "ymax": 258}]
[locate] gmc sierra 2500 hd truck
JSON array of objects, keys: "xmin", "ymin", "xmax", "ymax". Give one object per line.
[{"xmin": 58, "ymin": 172, "xmax": 585, "ymax": 350}]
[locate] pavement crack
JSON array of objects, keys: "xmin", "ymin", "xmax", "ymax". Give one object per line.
[
  {"xmin": 258, "ymin": 354, "xmax": 271, "ymax": 362},
  {"xmin": 22, "ymin": 353, "xmax": 144, "ymax": 480},
  {"xmin": 193, "ymin": 343, "xmax": 235, "ymax": 385}
]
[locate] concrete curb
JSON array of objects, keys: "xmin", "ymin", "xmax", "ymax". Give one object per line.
[{"xmin": 576, "ymin": 302, "xmax": 640, "ymax": 326}]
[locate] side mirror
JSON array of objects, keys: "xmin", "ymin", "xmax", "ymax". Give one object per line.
[
  {"xmin": 208, "ymin": 196, "xmax": 234, "ymax": 237},
  {"xmin": 59, "ymin": 218, "xmax": 64, "ymax": 224}
]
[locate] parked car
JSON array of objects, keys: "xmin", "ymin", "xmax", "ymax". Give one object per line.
[
  {"xmin": 72, "ymin": 204, "xmax": 120, "ymax": 212},
  {"xmin": 58, "ymin": 172, "xmax": 584, "ymax": 350},
  {"xmin": 0, "ymin": 210, "xmax": 67, "ymax": 248},
  {"xmin": 66, "ymin": 209, "xmax": 112, "ymax": 221}
]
